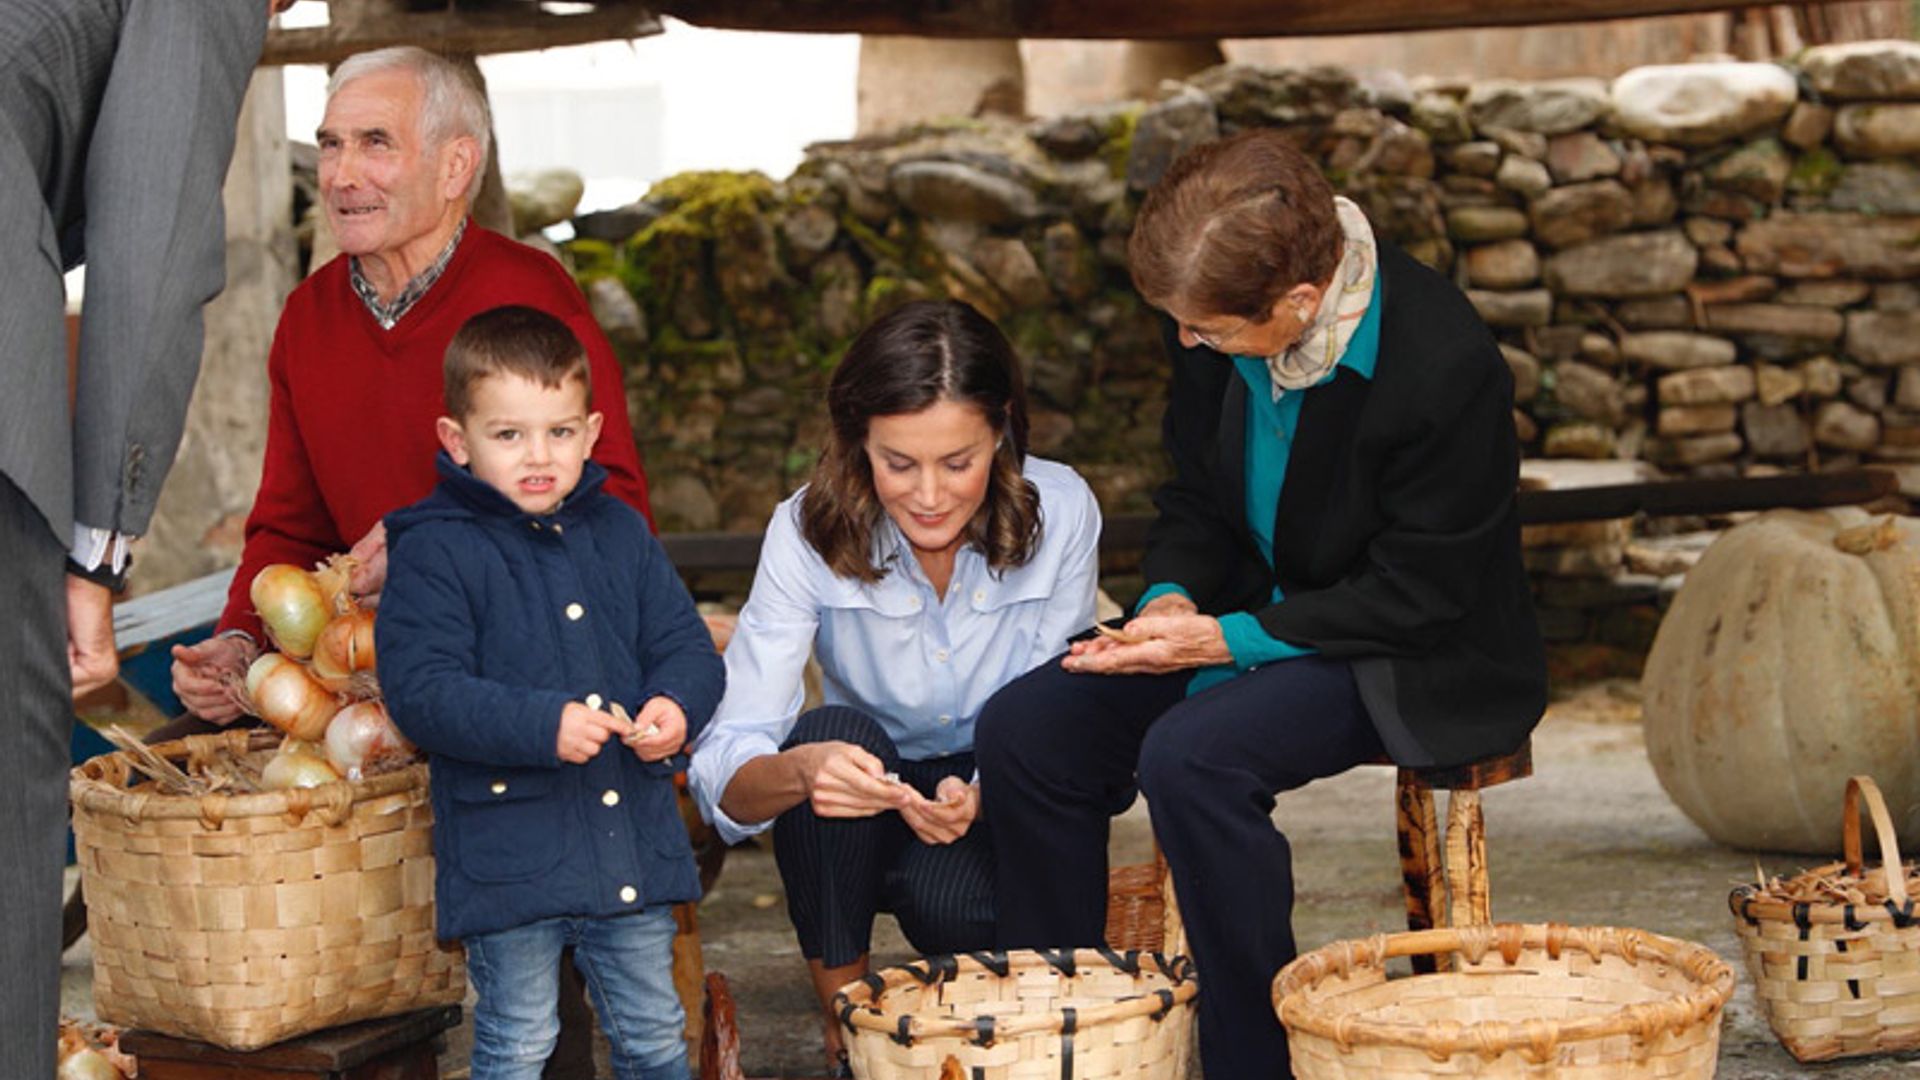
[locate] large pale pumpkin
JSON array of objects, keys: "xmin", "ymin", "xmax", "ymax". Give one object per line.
[{"xmin": 1642, "ymin": 507, "xmax": 1920, "ymax": 854}]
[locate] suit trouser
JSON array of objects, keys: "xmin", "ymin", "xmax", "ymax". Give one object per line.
[
  {"xmin": 976, "ymin": 654, "xmax": 1384, "ymax": 1080},
  {"xmin": 773, "ymin": 707, "xmax": 996, "ymax": 967},
  {"xmin": 0, "ymin": 476, "xmax": 71, "ymax": 1077}
]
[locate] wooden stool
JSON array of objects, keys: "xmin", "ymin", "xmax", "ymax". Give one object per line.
[
  {"xmin": 1388, "ymin": 740, "xmax": 1533, "ymax": 973},
  {"xmin": 120, "ymin": 1005, "xmax": 460, "ymax": 1080}
]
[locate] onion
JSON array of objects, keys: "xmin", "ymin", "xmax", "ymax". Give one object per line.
[
  {"xmin": 251, "ymin": 564, "xmax": 331, "ymax": 659},
  {"xmin": 262, "ymin": 739, "xmax": 342, "ymax": 790},
  {"xmin": 244, "ymin": 653, "xmax": 341, "ymax": 741},
  {"xmin": 324, "ymin": 700, "xmax": 414, "ymax": 780},
  {"xmin": 57, "ymin": 1027, "xmax": 119, "ymax": 1080},
  {"xmin": 310, "ymin": 609, "xmax": 378, "ymax": 693}
]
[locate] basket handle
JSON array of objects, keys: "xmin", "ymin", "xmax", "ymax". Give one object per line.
[{"xmin": 1843, "ymin": 775, "xmax": 1908, "ymax": 906}]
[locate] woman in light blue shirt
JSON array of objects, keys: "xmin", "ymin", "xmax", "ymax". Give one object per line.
[{"xmin": 687, "ymin": 299, "xmax": 1099, "ymax": 1076}]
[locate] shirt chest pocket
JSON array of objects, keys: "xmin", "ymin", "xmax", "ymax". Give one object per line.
[{"xmin": 446, "ymin": 768, "xmax": 568, "ymax": 883}]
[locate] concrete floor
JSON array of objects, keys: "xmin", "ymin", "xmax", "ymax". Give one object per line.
[{"xmin": 61, "ymin": 680, "xmax": 1920, "ymax": 1077}]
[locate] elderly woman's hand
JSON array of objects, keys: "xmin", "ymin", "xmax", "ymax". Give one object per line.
[{"xmin": 1061, "ymin": 613, "xmax": 1232, "ymax": 675}]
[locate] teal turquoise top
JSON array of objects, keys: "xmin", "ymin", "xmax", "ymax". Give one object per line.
[{"xmin": 1138, "ymin": 273, "xmax": 1384, "ymax": 694}]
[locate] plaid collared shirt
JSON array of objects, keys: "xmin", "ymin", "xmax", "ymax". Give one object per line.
[{"xmin": 348, "ymin": 218, "xmax": 467, "ymax": 330}]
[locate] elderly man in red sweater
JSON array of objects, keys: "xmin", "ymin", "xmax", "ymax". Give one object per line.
[
  {"xmin": 170, "ymin": 46, "xmax": 650, "ymax": 714},
  {"xmin": 166, "ymin": 47, "xmax": 648, "ymax": 1079}
]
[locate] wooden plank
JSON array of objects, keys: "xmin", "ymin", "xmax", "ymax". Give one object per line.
[
  {"xmin": 1514, "ymin": 468, "xmax": 1897, "ymax": 524},
  {"xmin": 260, "ymin": 2, "xmax": 663, "ymax": 67},
  {"xmin": 122, "ymin": 1005, "xmax": 460, "ymax": 1070},
  {"xmin": 114, "ymin": 568, "xmax": 235, "ymax": 654},
  {"xmin": 654, "ymin": 0, "xmax": 1857, "ymax": 39},
  {"xmin": 116, "ymin": 467, "xmax": 1899, "ymax": 650}
]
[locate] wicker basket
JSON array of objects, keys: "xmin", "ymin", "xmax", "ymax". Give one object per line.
[
  {"xmin": 1729, "ymin": 774, "xmax": 1920, "ymax": 1063},
  {"xmin": 1274, "ymin": 923, "xmax": 1734, "ymax": 1078},
  {"xmin": 69, "ymin": 729, "xmax": 465, "ymax": 1051},
  {"xmin": 833, "ymin": 949, "xmax": 1196, "ymax": 1080}
]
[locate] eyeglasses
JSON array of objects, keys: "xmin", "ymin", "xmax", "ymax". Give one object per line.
[{"xmin": 1183, "ymin": 315, "xmax": 1251, "ymax": 353}]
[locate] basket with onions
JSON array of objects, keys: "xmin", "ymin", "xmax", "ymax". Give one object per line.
[{"xmin": 67, "ymin": 556, "xmax": 461, "ymax": 1051}]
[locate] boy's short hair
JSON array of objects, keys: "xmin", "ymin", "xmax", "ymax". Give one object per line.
[{"xmin": 444, "ymin": 305, "xmax": 593, "ymax": 420}]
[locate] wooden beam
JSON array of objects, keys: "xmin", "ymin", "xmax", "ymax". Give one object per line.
[
  {"xmin": 1514, "ymin": 468, "xmax": 1897, "ymax": 524},
  {"xmin": 260, "ymin": 2, "xmax": 663, "ymax": 67},
  {"xmin": 656, "ymin": 0, "xmax": 1858, "ymax": 39}
]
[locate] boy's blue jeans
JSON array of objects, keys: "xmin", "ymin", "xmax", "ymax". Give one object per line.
[{"xmin": 464, "ymin": 907, "xmax": 688, "ymax": 1080}]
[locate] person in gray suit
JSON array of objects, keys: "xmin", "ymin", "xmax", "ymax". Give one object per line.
[{"xmin": 0, "ymin": 0, "xmax": 279, "ymax": 1072}]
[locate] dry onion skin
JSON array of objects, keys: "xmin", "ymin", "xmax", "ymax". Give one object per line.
[
  {"xmin": 244, "ymin": 652, "xmax": 341, "ymax": 742},
  {"xmin": 309, "ymin": 552, "xmax": 361, "ymax": 616},
  {"xmin": 310, "ymin": 608, "xmax": 377, "ymax": 694},
  {"xmin": 250, "ymin": 564, "xmax": 332, "ymax": 659}
]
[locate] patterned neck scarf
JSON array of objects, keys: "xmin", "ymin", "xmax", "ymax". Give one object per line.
[
  {"xmin": 1264, "ymin": 197, "xmax": 1378, "ymax": 397},
  {"xmin": 349, "ymin": 218, "xmax": 468, "ymax": 331}
]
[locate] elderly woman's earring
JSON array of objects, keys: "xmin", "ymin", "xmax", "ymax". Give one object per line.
[{"xmin": 1295, "ymin": 305, "xmax": 1310, "ymax": 324}]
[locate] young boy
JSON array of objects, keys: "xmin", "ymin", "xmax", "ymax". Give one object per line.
[{"xmin": 376, "ymin": 304, "xmax": 724, "ymax": 1080}]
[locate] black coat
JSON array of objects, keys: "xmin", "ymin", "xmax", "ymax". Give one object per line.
[{"xmin": 1142, "ymin": 241, "xmax": 1547, "ymax": 767}]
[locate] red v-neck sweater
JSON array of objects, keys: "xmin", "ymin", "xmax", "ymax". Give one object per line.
[{"xmin": 217, "ymin": 224, "xmax": 652, "ymax": 641}]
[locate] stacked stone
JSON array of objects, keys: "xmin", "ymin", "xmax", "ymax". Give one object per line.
[{"xmin": 563, "ymin": 40, "xmax": 1920, "ymax": 542}]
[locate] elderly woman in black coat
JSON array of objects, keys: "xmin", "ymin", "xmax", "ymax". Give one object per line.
[{"xmin": 975, "ymin": 129, "xmax": 1548, "ymax": 1078}]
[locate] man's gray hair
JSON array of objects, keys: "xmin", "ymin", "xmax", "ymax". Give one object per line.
[{"xmin": 328, "ymin": 46, "xmax": 491, "ymax": 202}]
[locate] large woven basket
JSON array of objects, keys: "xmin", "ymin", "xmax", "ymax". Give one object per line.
[
  {"xmin": 1274, "ymin": 923, "xmax": 1734, "ymax": 1078},
  {"xmin": 70, "ymin": 729, "xmax": 465, "ymax": 1051},
  {"xmin": 1729, "ymin": 774, "xmax": 1920, "ymax": 1062},
  {"xmin": 833, "ymin": 949, "xmax": 1196, "ymax": 1080}
]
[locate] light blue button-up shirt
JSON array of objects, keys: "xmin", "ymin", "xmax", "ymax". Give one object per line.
[{"xmin": 688, "ymin": 457, "xmax": 1101, "ymax": 843}]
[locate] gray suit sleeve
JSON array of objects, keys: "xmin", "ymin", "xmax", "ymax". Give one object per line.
[{"xmin": 70, "ymin": 0, "xmax": 266, "ymax": 535}]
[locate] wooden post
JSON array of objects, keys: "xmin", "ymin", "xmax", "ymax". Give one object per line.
[{"xmin": 856, "ymin": 36, "xmax": 1025, "ymax": 135}]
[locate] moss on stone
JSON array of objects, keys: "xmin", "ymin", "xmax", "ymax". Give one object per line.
[
  {"xmin": 569, "ymin": 238, "xmax": 621, "ymax": 280},
  {"xmin": 839, "ymin": 214, "xmax": 905, "ymax": 266},
  {"xmin": 636, "ymin": 171, "xmax": 778, "ymax": 243},
  {"xmin": 1100, "ymin": 105, "xmax": 1144, "ymax": 181},
  {"xmin": 1788, "ymin": 147, "xmax": 1844, "ymax": 197}
]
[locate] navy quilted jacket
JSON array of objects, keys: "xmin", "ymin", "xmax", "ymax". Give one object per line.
[{"xmin": 377, "ymin": 452, "xmax": 724, "ymax": 939}]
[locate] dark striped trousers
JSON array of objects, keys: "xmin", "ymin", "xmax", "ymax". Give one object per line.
[
  {"xmin": 773, "ymin": 707, "xmax": 996, "ymax": 967},
  {"xmin": 0, "ymin": 476, "xmax": 73, "ymax": 1079},
  {"xmin": 976, "ymin": 654, "xmax": 1384, "ymax": 1080}
]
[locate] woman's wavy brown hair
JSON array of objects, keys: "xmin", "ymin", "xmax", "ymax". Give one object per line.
[
  {"xmin": 1128, "ymin": 128, "xmax": 1343, "ymax": 322},
  {"xmin": 800, "ymin": 299, "xmax": 1041, "ymax": 583}
]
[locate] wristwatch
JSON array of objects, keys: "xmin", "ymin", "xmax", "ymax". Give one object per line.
[{"xmin": 65, "ymin": 556, "xmax": 130, "ymax": 594}]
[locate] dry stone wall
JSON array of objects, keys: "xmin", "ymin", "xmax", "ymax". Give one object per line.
[{"xmin": 568, "ymin": 41, "xmax": 1920, "ymax": 631}]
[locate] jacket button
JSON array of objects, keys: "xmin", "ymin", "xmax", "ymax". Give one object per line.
[
  {"xmin": 602, "ymin": 789, "xmax": 621, "ymax": 807},
  {"xmin": 586, "ymin": 693, "xmax": 604, "ymax": 710},
  {"xmin": 552, "ymin": 523, "xmax": 564, "ymax": 535},
  {"xmin": 565, "ymin": 602, "xmax": 585, "ymax": 621},
  {"xmin": 619, "ymin": 885, "xmax": 638, "ymax": 904},
  {"xmin": 490, "ymin": 780, "xmax": 507, "ymax": 795}
]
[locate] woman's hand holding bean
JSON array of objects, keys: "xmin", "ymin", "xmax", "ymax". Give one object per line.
[
  {"xmin": 899, "ymin": 776, "xmax": 980, "ymax": 845},
  {"xmin": 795, "ymin": 740, "xmax": 909, "ymax": 818},
  {"xmin": 1062, "ymin": 613, "xmax": 1231, "ymax": 675}
]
